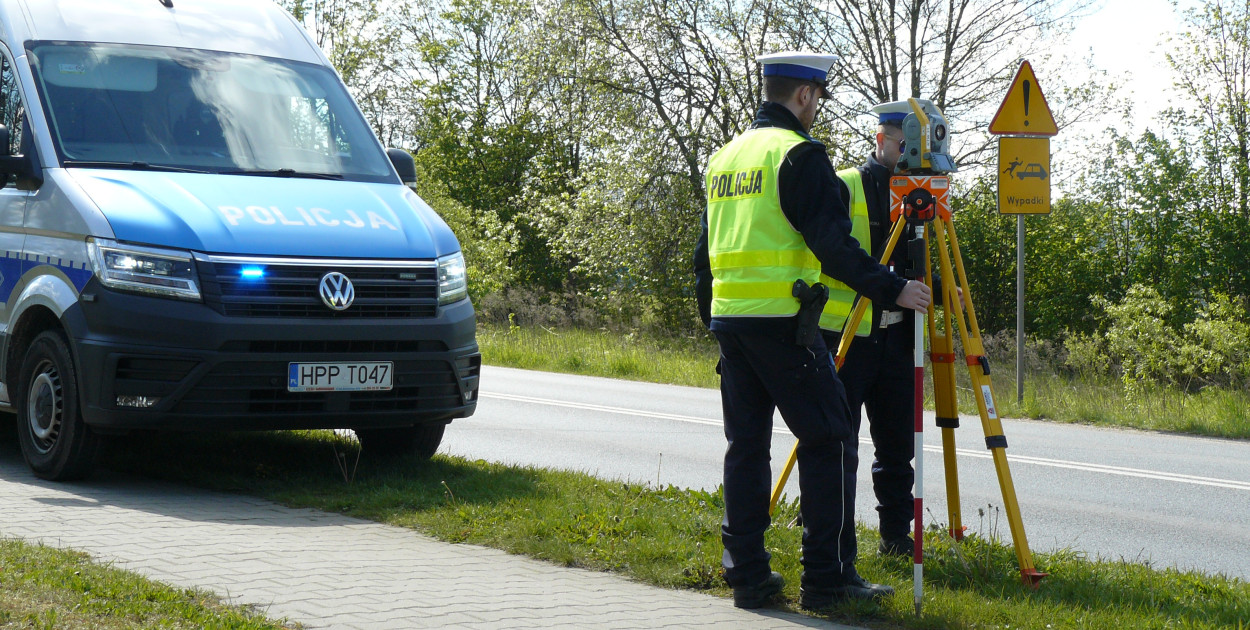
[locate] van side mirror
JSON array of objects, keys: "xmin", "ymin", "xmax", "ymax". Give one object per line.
[
  {"xmin": 386, "ymin": 148, "xmax": 417, "ymax": 192},
  {"xmin": 0, "ymin": 125, "xmax": 14, "ymax": 190},
  {"xmin": 0, "ymin": 124, "xmax": 42, "ymax": 191}
]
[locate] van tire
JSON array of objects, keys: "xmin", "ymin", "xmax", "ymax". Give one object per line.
[
  {"xmin": 355, "ymin": 423, "xmax": 445, "ymax": 459},
  {"xmin": 15, "ymin": 331, "xmax": 100, "ymax": 480}
]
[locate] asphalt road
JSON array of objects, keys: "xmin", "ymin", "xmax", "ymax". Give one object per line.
[{"xmin": 443, "ymin": 366, "xmax": 1250, "ymax": 581}]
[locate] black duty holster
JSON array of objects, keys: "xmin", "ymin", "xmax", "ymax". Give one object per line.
[{"xmin": 792, "ymin": 279, "xmax": 829, "ymax": 347}]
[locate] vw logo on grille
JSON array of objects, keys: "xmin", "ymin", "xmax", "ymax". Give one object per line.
[{"xmin": 319, "ymin": 272, "xmax": 355, "ymax": 311}]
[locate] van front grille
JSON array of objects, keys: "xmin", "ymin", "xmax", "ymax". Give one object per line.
[
  {"xmin": 197, "ymin": 258, "xmax": 439, "ymax": 319},
  {"xmin": 171, "ymin": 359, "xmax": 463, "ymax": 415}
]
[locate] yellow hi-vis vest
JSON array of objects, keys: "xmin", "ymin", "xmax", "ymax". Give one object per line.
[
  {"xmin": 707, "ymin": 127, "xmax": 819, "ymax": 318},
  {"xmin": 830, "ymin": 168, "xmax": 874, "ymax": 336},
  {"xmin": 706, "ymin": 127, "xmax": 871, "ymax": 336}
]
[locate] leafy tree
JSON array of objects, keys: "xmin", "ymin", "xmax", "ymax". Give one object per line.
[
  {"xmin": 534, "ymin": 137, "xmax": 705, "ymax": 333},
  {"xmin": 1167, "ymin": 0, "xmax": 1250, "ymax": 298},
  {"xmin": 943, "ymin": 177, "xmax": 1016, "ymax": 333},
  {"xmin": 1170, "ymin": 0, "xmax": 1250, "ymax": 216},
  {"xmin": 1097, "ymin": 131, "xmax": 1204, "ymax": 321},
  {"xmin": 413, "ymin": 164, "xmax": 516, "ymax": 299},
  {"xmin": 570, "ymin": 0, "xmax": 789, "ymax": 198},
  {"xmin": 404, "ymin": 0, "xmax": 581, "ymax": 290},
  {"xmin": 794, "ymin": 0, "xmax": 1098, "ymax": 166},
  {"xmin": 278, "ymin": 0, "xmax": 414, "ymax": 145},
  {"xmin": 1022, "ymin": 196, "xmax": 1119, "ymax": 338}
]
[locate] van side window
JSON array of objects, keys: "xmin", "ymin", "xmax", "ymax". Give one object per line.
[{"xmin": 0, "ymin": 54, "xmax": 24, "ymax": 157}]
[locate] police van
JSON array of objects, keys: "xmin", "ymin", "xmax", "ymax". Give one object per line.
[{"xmin": 0, "ymin": 0, "xmax": 480, "ymax": 480}]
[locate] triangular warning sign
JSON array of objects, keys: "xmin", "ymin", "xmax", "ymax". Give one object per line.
[{"xmin": 989, "ymin": 60, "xmax": 1057, "ymax": 136}]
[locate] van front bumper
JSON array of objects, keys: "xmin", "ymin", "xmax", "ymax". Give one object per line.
[{"xmin": 62, "ymin": 283, "xmax": 479, "ymax": 432}]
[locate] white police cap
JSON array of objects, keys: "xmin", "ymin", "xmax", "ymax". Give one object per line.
[
  {"xmin": 756, "ymin": 51, "xmax": 838, "ymax": 98},
  {"xmin": 871, "ymin": 100, "xmax": 912, "ymax": 125},
  {"xmin": 871, "ymin": 98, "xmax": 935, "ymax": 124}
]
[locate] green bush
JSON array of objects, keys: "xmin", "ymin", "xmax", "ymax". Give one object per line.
[
  {"xmin": 1178, "ymin": 293, "xmax": 1250, "ymax": 389},
  {"xmin": 1073, "ymin": 285, "xmax": 1250, "ymax": 395},
  {"xmin": 414, "ymin": 164, "xmax": 517, "ymax": 299},
  {"xmin": 1098, "ymin": 285, "xmax": 1180, "ymax": 397},
  {"xmin": 1063, "ymin": 331, "xmax": 1111, "ymax": 379}
]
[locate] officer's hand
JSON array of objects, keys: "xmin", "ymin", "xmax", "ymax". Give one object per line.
[
  {"xmin": 938, "ymin": 285, "xmax": 965, "ymax": 309},
  {"xmin": 896, "ymin": 280, "xmax": 931, "ymax": 313}
]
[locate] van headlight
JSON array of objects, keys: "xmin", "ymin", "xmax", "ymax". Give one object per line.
[
  {"xmin": 87, "ymin": 239, "xmax": 201, "ymax": 301},
  {"xmin": 437, "ymin": 252, "xmax": 467, "ymax": 305}
]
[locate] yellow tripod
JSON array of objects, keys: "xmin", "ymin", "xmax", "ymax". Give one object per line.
[
  {"xmin": 914, "ymin": 187, "xmax": 1046, "ymax": 587},
  {"xmin": 766, "ymin": 136, "xmax": 1046, "ymax": 590}
]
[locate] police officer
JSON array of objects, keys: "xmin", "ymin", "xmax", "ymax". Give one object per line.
[
  {"xmin": 693, "ymin": 53, "xmax": 930, "ymax": 610},
  {"xmin": 827, "ymin": 100, "xmax": 932, "ymax": 558}
]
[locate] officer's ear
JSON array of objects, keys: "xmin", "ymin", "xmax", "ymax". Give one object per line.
[{"xmin": 797, "ymin": 83, "xmax": 816, "ymax": 107}]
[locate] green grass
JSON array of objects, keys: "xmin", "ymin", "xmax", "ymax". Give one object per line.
[
  {"xmin": 81, "ymin": 428, "xmax": 1249, "ymax": 630},
  {"xmin": 480, "ymin": 323, "xmax": 1250, "ymax": 440},
  {"xmin": 0, "ymin": 537, "xmax": 293, "ymax": 629},
  {"xmin": 477, "ymin": 323, "xmax": 720, "ymax": 388},
  {"xmin": 995, "ymin": 371, "xmax": 1250, "ymax": 438}
]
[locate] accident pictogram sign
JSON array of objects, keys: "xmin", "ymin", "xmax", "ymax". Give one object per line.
[{"xmin": 998, "ymin": 136, "xmax": 1050, "ymax": 214}]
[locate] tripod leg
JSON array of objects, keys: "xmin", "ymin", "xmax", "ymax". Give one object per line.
[
  {"xmin": 926, "ymin": 242, "xmax": 965, "ymax": 541},
  {"xmin": 768, "ymin": 217, "xmax": 910, "ymax": 516},
  {"xmin": 768, "ymin": 452, "xmax": 798, "ymax": 516},
  {"xmin": 933, "ymin": 217, "xmax": 1045, "ymax": 587}
]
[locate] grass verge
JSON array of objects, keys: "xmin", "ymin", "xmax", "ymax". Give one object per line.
[
  {"xmin": 478, "ymin": 323, "xmax": 1250, "ymax": 440},
  {"xmin": 0, "ymin": 536, "xmax": 293, "ymax": 629},
  {"xmin": 478, "ymin": 323, "xmax": 720, "ymax": 388},
  {"xmin": 83, "ymin": 429, "xmax": 1250, "ymax": 630}
]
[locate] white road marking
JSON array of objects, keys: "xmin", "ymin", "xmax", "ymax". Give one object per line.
[
  {"xmin": 484, "ymin": 392, "xmax": 725, "ymax": 427},
  {"xmin": 928, "ymin": 446, "xmax": 1250, "ymax": 492},
  {"xmin": 481, "ymin": 392, "xmax": 1250, "ymax": 492}
]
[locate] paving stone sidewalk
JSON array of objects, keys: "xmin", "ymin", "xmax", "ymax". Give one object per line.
[{"xmin": 0, "ymin": 450, "xmax": 862, "ymax": 629}]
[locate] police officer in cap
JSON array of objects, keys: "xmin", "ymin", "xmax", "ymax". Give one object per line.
[
  {"xmin": 826, "ymin": 99, "xmax": 932, "ymax": 559},
  {"xmin": 693, "ymin": 53, "xmax": 931, "ymax": 610}
]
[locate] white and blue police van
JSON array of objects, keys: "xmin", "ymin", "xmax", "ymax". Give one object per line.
[{"xmin": 0, "ymin": 0, "xmax": 480, "ymax": 479}]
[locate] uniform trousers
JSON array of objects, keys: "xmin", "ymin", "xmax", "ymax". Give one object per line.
[
  {"xmin": 713, "ymin": 328, "xmax": 859, "ymax": 589},
  {"xmin": 830, "ymin": 310, "xmax": 917, "ymax": 541}
]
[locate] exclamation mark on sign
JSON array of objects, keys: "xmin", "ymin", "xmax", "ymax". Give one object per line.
[{"xmin": 1023, "ymin": 80, "xmax": 1031, "ymax": 127}]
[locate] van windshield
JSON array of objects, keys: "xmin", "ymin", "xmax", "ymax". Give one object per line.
[{"xmin": 28, "ymin": 42, "xmax": 395, "ymax": 183}]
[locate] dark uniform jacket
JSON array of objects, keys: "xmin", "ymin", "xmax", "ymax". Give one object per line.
[
  {"xmin": 845, "ymin": 154, "xmax": 917, "ymax": 330},
  {"xmin": 693, "ymin": 102, "xmax": 906, "ymax": 335}
]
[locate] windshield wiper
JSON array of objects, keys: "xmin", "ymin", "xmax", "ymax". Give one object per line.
[
  {"xmin": 61, "ymin": 160, "xmax": 212, "ymax": 174},
  {"xmin": 219, "ymin": 168, "xmax": 344, "ymax": 180}
]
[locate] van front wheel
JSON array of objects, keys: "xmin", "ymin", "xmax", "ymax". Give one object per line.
[
  {"xmin": 15, "ymin": 331, "xmax": 100, "ymax": 480},
  {"xmin": 355, "ymin": 423, "xmax": 445, "ymax": 459}
]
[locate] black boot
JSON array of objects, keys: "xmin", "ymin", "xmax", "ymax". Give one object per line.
[
  {"xmin": 800, "ymin": 574, "xmax": 894, "ymax": 610},
  {"xmin": 878, "ymin": 535, "xmax": 914, "ymax": 558},
  {"xmin": 732, "ymin": 571, "xmax": 785, "ymax": 609}
]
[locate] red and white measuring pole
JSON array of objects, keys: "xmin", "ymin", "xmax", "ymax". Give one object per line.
[{"xmin": 911, "ymin": 223, "xmax": 927, "ymax": 617}]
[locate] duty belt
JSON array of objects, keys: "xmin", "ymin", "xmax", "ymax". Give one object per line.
[{"xmin": 879, "ymin": 309, "xmax": 906, "ymax": 328}]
